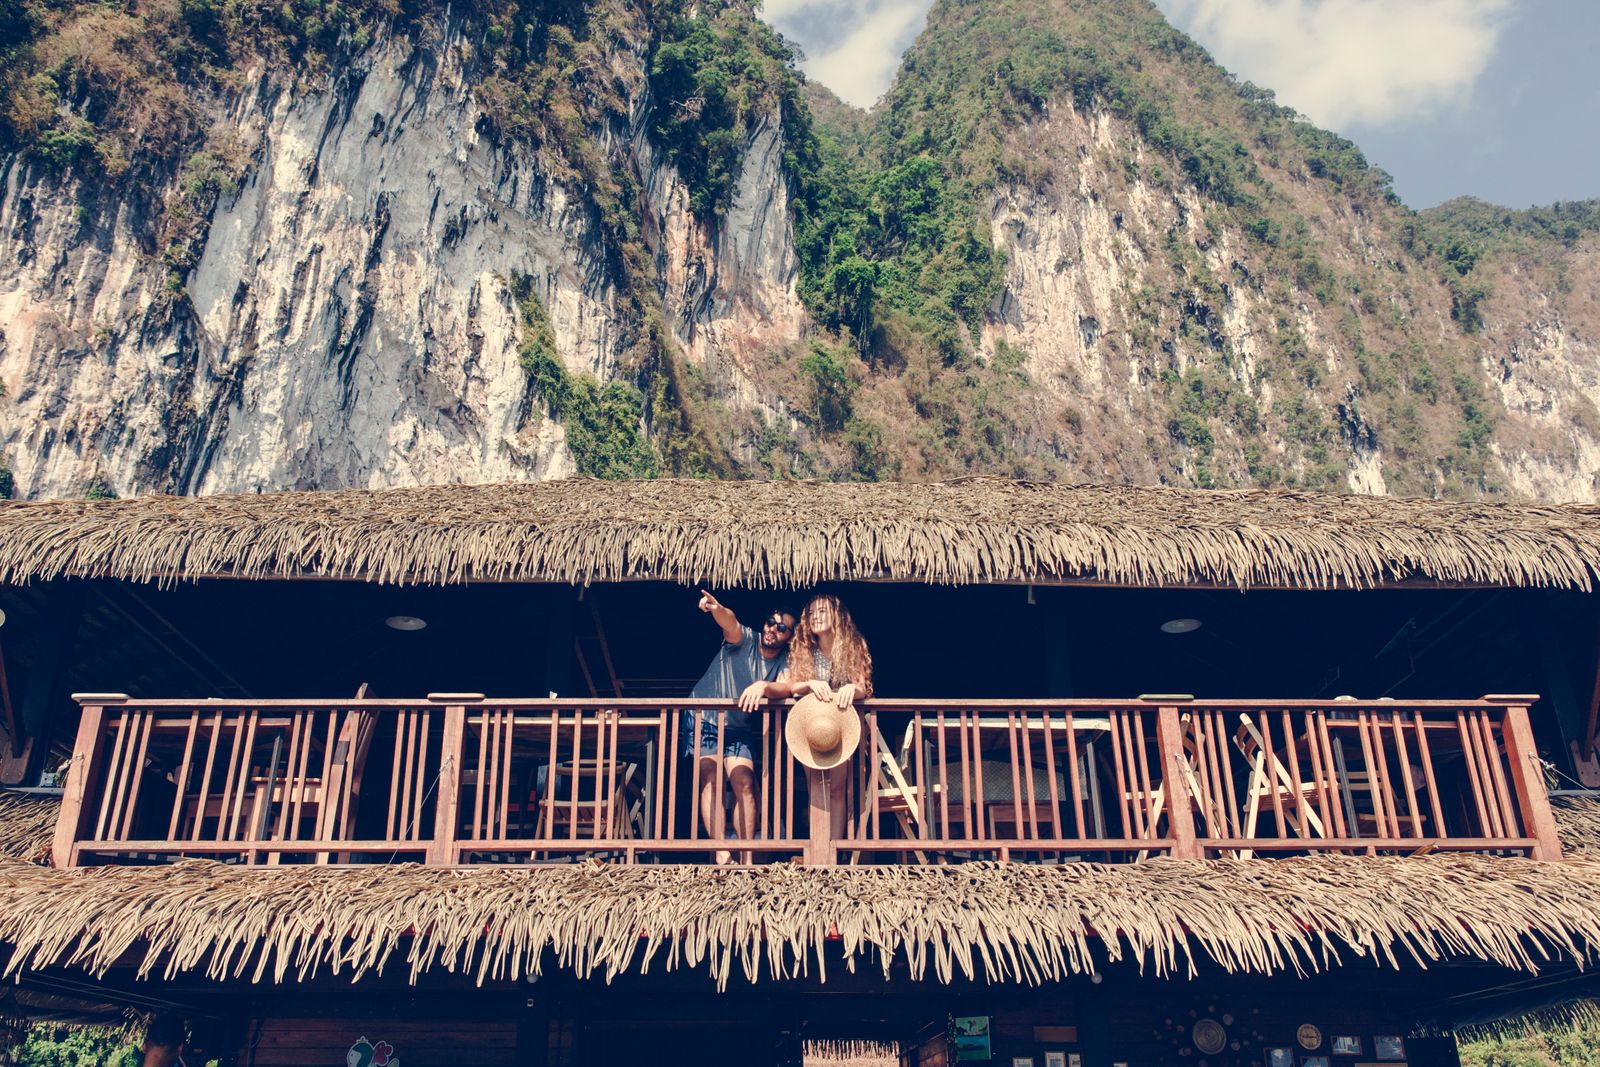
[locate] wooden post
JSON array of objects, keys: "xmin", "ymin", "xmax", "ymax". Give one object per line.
[
  {"xmin": 1492, "ymin": 697, "xmax": 1562, "ymax": 860},
  {"xmin": 806, "ymin": 767, "xmax": 833, "ymax": 865},
  {"xmin": 427, "ymin": 694, "xmax": 481, "ymax": 866},
  {"xmin": 51, "ymin": 697, "xmax": 124, "ymax": 868},
  {"xmin": 1155, "ymin": 704, "xmax": 1201, "ymax": 860},
  {"xmin": 431, "ymin": 704, "xmax": 467, "ymax": 865}
]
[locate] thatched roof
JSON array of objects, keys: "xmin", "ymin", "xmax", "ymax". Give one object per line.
[
  {"xmin": 2, "ymin": 852, "xmax": 1600, "ymax": 989},
  {"xmin": 1553, "ymin": 794, "xmax": 1600, "ymax": 852},
  {"xmin": 0, "ymin": 791, "xmax": 59, "ymax": 866},
  {"xmin": 2, "ymin": 479, "xmax": 1600, "ymax": 590}
]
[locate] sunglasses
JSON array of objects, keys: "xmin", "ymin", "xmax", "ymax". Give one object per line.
[{"xmin": 763, "ymin": 618, "xmax": 793, "ymax": 634}]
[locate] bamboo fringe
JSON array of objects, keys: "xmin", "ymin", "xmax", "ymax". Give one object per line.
[
  {"xmin": 0, "ymin": 479, "xmax": 1597, "ymax": 590},
  {"xmin": 0, "ymin": 792, "xmax": 59, "ymax": 864},
  {"xmin": 804, "ymin": 1039, "xmax": 900, "ymax": 1065},
  {"xmin": 2, "ymin": 854, "xmax": 1600, "ymax": 990},
  {"xmin": 1553, "ymin": 794, "xmax": 1600, "ymax": 852}
]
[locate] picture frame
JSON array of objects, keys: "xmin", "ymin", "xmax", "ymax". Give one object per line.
[
  {"xmin": 1302, "ymin": 1058, "xmax": 1331, "ymax": 1067},
  {"xmin": 1068, "ymin": 1056, "xmax": 1082, "ymax": 1067},
  {"xmin": 1011, "ymin": 1058, "xmax": 1034, "ymax": 1067},
  {"xmin": 1045, "ymin": 1054, "xmax": 1066, "ymax": 1067},
  {"xmin": 952, "ymin": 1017, "xmax": 991, "ymax": 1062},
  {"xmin": 1373, "ymin": 1036, "xmax": 1406, "ymax": 1061},
  {"xmin": 1266, "ymin": 1048, "xmax": 1296, "ymax": 1067},
  {"xmin": 1331, "ymin": 1036, "xmax": 1362, "ymax": 1056}
]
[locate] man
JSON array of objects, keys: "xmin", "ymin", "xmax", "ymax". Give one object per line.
[
  {"xmin": 141, "ymin": 1015, "xmax": 188, "ymax": 1067},
  {"xmin": 687, "ymin": 590, "xmax": 794, "ymax": 862}
]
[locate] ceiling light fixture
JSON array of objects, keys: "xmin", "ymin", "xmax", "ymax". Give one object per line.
[
  {"xmin": 1159, "ymin": 617, "xmax": 1201, "ymax": 635},
  {"xmin": 385, "ymin": 615, "xmax": 427, "ymax": 631}
]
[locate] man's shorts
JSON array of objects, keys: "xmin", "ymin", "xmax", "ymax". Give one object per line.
[{"xmin": 682, "ymin": 710, "xmax": 758, "ymax": 762}]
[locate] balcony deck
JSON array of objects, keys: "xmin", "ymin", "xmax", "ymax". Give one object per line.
[{"xmin": 50, "ymin": 695, "xmax": 1561, "ymax": 868}]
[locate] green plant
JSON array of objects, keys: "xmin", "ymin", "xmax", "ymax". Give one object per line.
[{"xmin": 512, "ymin": 274, "xmax": 659, "ymax": 480}]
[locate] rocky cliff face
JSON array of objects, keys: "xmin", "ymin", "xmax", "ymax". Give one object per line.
[
  {"xmin": 1, "ymin": 0, "xmax": 1596, "ymax": 501},
  {"xmin": 0, "ymin": 21, "xmax": 804, "ymax": 498}
]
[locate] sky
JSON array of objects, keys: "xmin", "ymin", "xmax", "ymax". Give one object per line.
[{"xmin": 759, "ymin": 0, "xmax": 1600, "ymax": 210}]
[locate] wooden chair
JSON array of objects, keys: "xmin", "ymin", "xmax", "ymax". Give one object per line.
[
  {"xmin": 1232, "ymin": 714, "xmax": 1331, "ymax": 858},
  {"xmin": 533, "ymin": 759, "xmax": 640, "ymax": 843}
]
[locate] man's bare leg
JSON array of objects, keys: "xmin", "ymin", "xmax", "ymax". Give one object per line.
[
  {"xmin": 728, "ymin": 760, "xmax": 757, "ymax": 864},
  {"xmin": 696, "ymin": 757, "xmax": 726, "ymax": 860}
]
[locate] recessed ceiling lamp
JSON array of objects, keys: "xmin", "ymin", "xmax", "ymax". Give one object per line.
[
  {"xmin": 1160, "ymin": 617, "xmax": 1201, "ymax": 634},
  {"xmin": 385, "ymin": 615, "xmax": 427, "ymax": 631}
]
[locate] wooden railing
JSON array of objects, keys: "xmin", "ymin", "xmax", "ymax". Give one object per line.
[{"xmin": 50, "ymin": 694, "xmax": 1561, "ymax": 868}]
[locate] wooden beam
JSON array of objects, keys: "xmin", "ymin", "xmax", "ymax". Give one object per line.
[
  {"xmin": 52, "ymin": 704, "xmax": 106, "ymax": 868},
  {"xmin": 1500, "ymin": 703, "xmax": 1564, "ymax": 861},
  {"xmin": 429, "ymin": 704, "xmax": 466, "ymax": 866},
  {"xmin": 1156, "ymin": 706, "xmax": 1200, "ymax": 859}
]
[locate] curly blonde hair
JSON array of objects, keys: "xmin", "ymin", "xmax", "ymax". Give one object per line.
[{"xmin": 786, "ymin": 594, "xmax": 873, "ymax": 697}]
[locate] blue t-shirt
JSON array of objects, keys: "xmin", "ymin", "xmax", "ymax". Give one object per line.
[{"xmin": 689, "ymin": 624, "xmax": 788, "ymax": 735}]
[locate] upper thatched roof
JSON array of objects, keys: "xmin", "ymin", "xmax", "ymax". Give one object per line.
[
  {"xmin": 2, "ymin": 479, "xmax": 1600, "ymax": 590},
  {"xmin": 3, "ymin": 853, "xmax": 1600, "ymax": 989}
]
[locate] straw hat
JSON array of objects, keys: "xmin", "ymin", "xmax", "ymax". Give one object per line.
[{"xmin": 785, "ymin": 693, "xmax": 862, "ymax": 771}]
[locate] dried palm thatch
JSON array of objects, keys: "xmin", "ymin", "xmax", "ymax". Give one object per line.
[
  {"xmin": 3, "ymin": 853, "xmax": 1600, "ymax": 990},
  {"xmin": 1553, "ymin": 794, "xmax": 1600, "ymax": 852},
  {"xmin": 803, "ymin": 1039, "xmax": 900, "ymax": 1066},
  {"xmin": 0, "ymin": 792, "xmax": 59, "ymax": 864},
  {"xmin": 2, "ymin": 479, "xmax": 1599, "ymax": 590}
]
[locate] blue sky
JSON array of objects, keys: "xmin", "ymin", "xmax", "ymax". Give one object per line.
[{"xmin": 760, "ymin": 0, "xmax": 1599, "ymax": 210}]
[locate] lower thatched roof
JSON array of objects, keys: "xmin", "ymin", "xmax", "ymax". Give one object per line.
[
  {"xmin": 0, "ymin": 791, "xmax": 59, "ymax": 865},
  {"xmin": 3, "ymin": 478, "xmax": 1600, "ymax": 590},
  {"xmin": 2, "ymin": 853, "xmax": 1600, "ymax": 990}
]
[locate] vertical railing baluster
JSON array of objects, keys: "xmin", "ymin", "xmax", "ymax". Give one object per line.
[
  {"xmin": 94, "ymin": 712, "xmax": 130, "ymax": 842},
  {"xmin": 1130, "ymin": 709, "xmax": 1157, "ymax": 842},
  {"xmin": 1388, "ymin": 713, "xmax": 1424, "ymax": 838},
  {"xmin": 1457, "ymin": 711, "xmax": 1498, "ymax": 838},
  {"xmin": 1107, "ymin": 709, "xmax": 1133, "ymax": 839},
  {"xmin": 593, "ymin": 709, "xmax": 608, "ymax": 842},
  {"xmin": 1257, "ymin": 712, "xmax": 1286, "ymax": 838},
  {"xmin": 569, "ymin": 709, "xmax": 583, "ymax": 842},
  {"xmin": 1410, "ymin": 710, "xmax": 1446, "ymax": 836},
  {"xmin": 966, "ymin": 709, "xmax": 985, "ymax": 842},
  {"xmin": 430, "ymin": 704, "xmax": 466, "ymax": 866},
  {"xmin": 543, "ymin": 708, "xmax": 560, "ymax": 845},
  {"xmin": 1278, "ymin": 709, "xmax": 1307, "ymax": 838},
  {"xmin": 1005, "ymin": 709, "xmax": 1024, "ymax": 845},
  {"xmin": 167, "ymin": 710, "xmax": 200, "ymax": 842},
  {"xmin": 667, "ymin": 710, "xmax": 681, "ymax": 842},
  {"xmin": 118, "ymin": 710, "xmax": 154, "ymax": 841},
  {"xmin": 1353, "ymin": 711, "xmax": 1388, "ymax": 843},
  {"xmin": 1020, "ymin": 711, "xmax": 1041, "ymax": 842},
  {"xmin": 226, "ymin": 711, "xmax": 259, "ymax": 843},
  {"xmin": 1314, "ymin": 711, "xmax": 1348, "ymax": 840},
  {"xmin": 935, "ymin": 710, "xmax": 950, "ymax": 842},
  {"xmin": 1477, "ymin": 709, "xmax": 1519, "ymax": 839},
  {"xmin": 1062, "ymin": 710, "xmax": 1088, "ymax": 844},
  {"xmin": 654, "ymin": 710, "xmax": 669, "ymax": 842}
]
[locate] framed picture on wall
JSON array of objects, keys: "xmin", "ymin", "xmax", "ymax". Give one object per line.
[
  {"xmin": 1302, "ymin": 1058, "xmax": 1332, "ymax": 1067},
  {"xmin": 1373, "ymin": 1036, "xmax": 1406, "ymax": 1061},
  {"xmin": 1266, "ymin": 1048, "xmax": 1296, "ymax": 1067},
  {"xmin": 1332, "ymin": 1036, "xmax": 1362, "ymax": 1056},
  {"xmin": 1011, "ymin": 1059, "xmax": 1034, "ymax": 1067},
  {"xmin": 1068, "ymin": 1056, "xmax": 1082, "ymax": 1067},
  {"xmin": 1045, "ymin": 1053, "xmax": 1066, "ymax": 1067}
]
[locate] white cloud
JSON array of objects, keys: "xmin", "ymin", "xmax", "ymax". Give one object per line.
[
  {"xmin": 1160, "ymin": 0, "xmax": 1515, "ymax": 128},
  {"xmin": 761, "ymin": 0, "xmax": 935, "ymax": 109}
]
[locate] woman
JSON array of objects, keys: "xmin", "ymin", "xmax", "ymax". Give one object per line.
[{"xmin": 760, "ymin": 593, "xmax": 874, "ymax": 839}]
